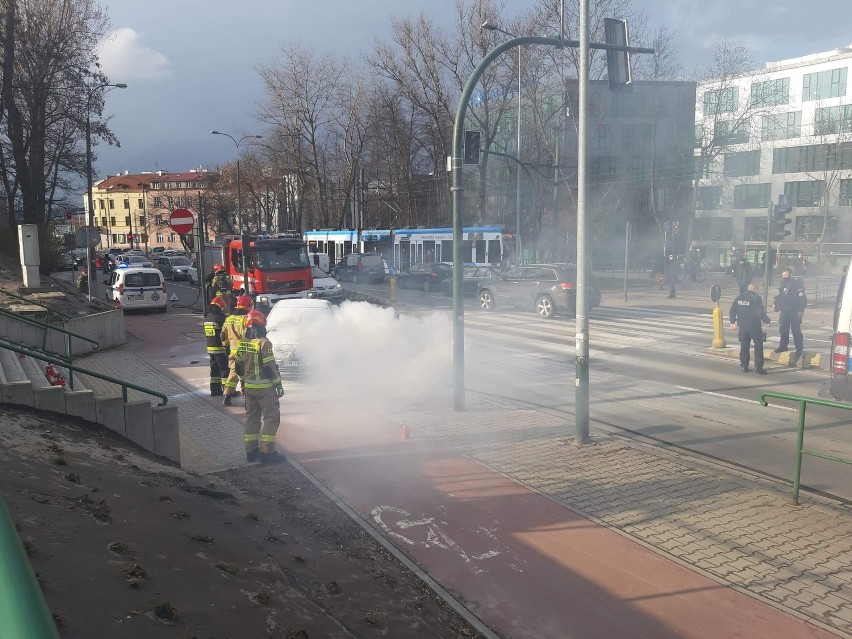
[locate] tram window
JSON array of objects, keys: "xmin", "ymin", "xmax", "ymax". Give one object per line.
[
  {"xmin": 462, "ymin": 240, "xmax": 473, "ymax": 263},
  {"xmin": 488, "ymin": 239, "xmax": 501, "ymax": 264}
]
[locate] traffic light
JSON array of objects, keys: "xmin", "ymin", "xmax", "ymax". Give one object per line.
[
  {"xmin": 770, "ymin": 195, "xmax": 793, "ymax": 241},
  {"xmin": 464, "ymin": 130, "xmax": 481, "ymax": 165}
]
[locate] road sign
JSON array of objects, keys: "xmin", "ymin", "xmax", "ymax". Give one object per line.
[
  {"xmin": 169, "ymin": 208, "xmax": 195, "ymax": 234},
  {"xmin": 74, "ymin": 226, "xmax": 101, "ymax": 248}
]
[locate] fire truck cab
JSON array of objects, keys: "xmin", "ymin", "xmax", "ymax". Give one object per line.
[{"xmin": 222, "ymin": 233, "xmax": 313, "ymax": 309}]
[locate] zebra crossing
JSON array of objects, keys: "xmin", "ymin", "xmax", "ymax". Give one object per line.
[{"xmin": 463, "ymin": 305, "xmax": 716, "ymax": 356}]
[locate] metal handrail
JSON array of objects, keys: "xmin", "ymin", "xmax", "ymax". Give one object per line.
[
  {"xmin": 0, "ymin": 337, "xmax": 167, "ymax": 406},
  {"xmin": 0, "ymin": 288, "xmax": 72, "ymax": 322},
  {"xmin": 760, "ymin": 391, "xmax": 852, "ymax": 505},
  {"xmin": 0, "ymin": 308, "xmax": 99, "ymax": 391},
  {"xmin": 0, "ymin": 496, "xmax": 61, "ymax": 638}
]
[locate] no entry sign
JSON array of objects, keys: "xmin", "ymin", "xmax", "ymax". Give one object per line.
[{"xmin": 169, "ymin": 208, "xmax": 195, "ymax": 234}]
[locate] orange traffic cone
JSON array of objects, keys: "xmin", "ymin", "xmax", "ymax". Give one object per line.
[{"xmin": 401, "ymin": 423, "xmax": 409, "ymax": 440}]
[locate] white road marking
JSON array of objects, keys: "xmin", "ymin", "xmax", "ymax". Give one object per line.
[{"xmin": 673, "ymin": 385, "xmax": 799, "ymax": 412}]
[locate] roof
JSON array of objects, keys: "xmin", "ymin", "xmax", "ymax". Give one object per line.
[{"xmin": 96, "ymin": 170, "xmax": 213, "ymax": 193}]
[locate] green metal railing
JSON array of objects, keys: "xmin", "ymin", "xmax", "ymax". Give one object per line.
[
  {"xmin": 0, "ymin": 288, "xmax": 72, "ymax": 323},
  {"xmin": 760, "ymin": 391, "xmax": 852, "ymax": 505},
  {"xmin": 0, "ymin": 308, "xmax": 98, "ymax": 391},
  {"xmin": 0, "ymin": 496, "xmax": 61, "ymax": 638},
  {"xmin": 0, "ymin": 337, "xmax": 167, "ymax": 406}
]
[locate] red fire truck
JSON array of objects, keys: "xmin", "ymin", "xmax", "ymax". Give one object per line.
[{"xmin": 222, "ymin": 233, "xmax": 313, "ymax": 309}]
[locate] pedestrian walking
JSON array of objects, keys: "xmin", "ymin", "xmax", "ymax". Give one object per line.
[
  {"xmin": 664, "ymin": 254, "xmax": 678, "ymax": 298},
  {"xmin": 729, "ymin": 283, "xmax": 771, "ymax": 374},
  {"xmin": 220, "ymin": 294, "xmax": 252, "ymax": 406},
  {"xmin": 686, "ymin": 244, "xmax": 701, "ymax": 281},
  {"xmin": 235, "ymin": 312, "xmax": 285, "ymax": 463},
  {"xmin": 763, "ymin": 244, "xmax": 777, "ymax": 285},
  {"xmin": 204, "ymin": 296, "xmax": 229, "ymax": 396},
  {"xmin": 793, "ymin": 252, "xmax": 809, "ymax": 277},
  {"xmin": 733, "ymin": 256, "xmax": 754, "ymax": 294},
  {"xmin": 773, "ymin": 267, "xmax": 808, "ymax": 367}
]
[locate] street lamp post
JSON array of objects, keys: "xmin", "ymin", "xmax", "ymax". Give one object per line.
[
  {"xmin": 482, "ymin": 21, "xmax": 522, "ymax": 264},
  {"xmin": 211, "ymin": 131, "xmax": 263, "ymax": 295},
  {"xmin": 85, "ymin": 81, "xmax": 126, "ymax": 302}
]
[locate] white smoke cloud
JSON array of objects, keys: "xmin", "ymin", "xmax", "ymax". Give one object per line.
[{"xmin": 96, "ymin": 28, "xmax": 172, "ymax": 82}]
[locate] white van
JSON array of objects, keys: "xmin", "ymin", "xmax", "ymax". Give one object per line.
[
  {"xmin": 829, "ymin": 268, "xmax": 851, "ymax": 400},
  {"xmin": 104, "ymin": 266, "xmax": 168, "ymax": 313}
]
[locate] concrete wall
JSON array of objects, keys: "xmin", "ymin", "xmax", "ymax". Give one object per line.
[{"xmin": 0, "ymin": 310, "xmax": 126, "ymax": 357}]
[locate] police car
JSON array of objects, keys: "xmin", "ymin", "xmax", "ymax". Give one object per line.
[{"xmin": 104, "ymin": 264, "xmax": 168, "ymax": 312}]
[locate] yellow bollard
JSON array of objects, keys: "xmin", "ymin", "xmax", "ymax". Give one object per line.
[
  {"xmin": 389, "ymin": 276, "xmax": 397, "ymax": 304},
  {"xmin": 712, "ymin": 303, "xmax": 727, "ymax": 348}
]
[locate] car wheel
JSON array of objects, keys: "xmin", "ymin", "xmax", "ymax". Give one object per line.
[
  {"xmin": 479, "ymin": 289, "xmax": 494, "ymax": 311},
  {"xmin": 423, "ymin": 278, "xmax": 432, "ymax": 293},
  {"xmin": 536, "ymin": 295, "xmax": 555, "ymax": 319}
]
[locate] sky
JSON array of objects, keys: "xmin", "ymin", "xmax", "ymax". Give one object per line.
[{"xmin": 94, "ymin": 0, "xmax": 851, "ymax": 181}]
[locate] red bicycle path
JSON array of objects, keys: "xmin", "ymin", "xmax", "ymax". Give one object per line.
[{"xmin": 127, "ymin": 309, "xmax": 837, "ymax": 639}]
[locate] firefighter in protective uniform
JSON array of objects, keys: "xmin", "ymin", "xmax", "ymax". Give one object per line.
[
  {"xmin": 204, "ymin": 296, "xmax": 229, "ymax": 396},
  {"xmin": 210, "ymin": 264, "xmax": 233, "ymax": 315},
  {"xmin": 235, "ymin": 312, "xmax": 285, "ymax": 463},
  {"xmin": 729, "ymin": 283, "xmax": 771, "ymax": 374},
  {"xmin": 220, "ymin": 294, "xmax": 252, "ymax": 406}
]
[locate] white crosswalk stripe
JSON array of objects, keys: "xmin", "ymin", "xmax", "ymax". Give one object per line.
[{"xmin": 464, "ymin": 306, "xmax": 715, "ymax": 354}]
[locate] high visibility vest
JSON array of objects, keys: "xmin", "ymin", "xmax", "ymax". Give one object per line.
[
  {"xmin": 203, "ymin": 310, "xmax": 226, "ymax": 354},
  {"xmin": 221, "ymin": 313, "xmax": 246, "ymax": 354},
  {"xmin": 236, "ymin": 338, "xmax": 280, "ymax": 389}
]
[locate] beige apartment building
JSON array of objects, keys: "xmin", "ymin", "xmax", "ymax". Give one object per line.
[{"xmin": 83, "ymin": 169, "xmax": 212, "ymax": 253}]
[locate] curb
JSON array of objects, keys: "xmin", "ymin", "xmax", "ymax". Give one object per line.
[{"xmin": 703, "ymin": 345, "xmax": 830, "ymax": 371}]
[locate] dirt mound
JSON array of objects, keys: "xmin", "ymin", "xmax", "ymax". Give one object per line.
[{"xmin": 0, "ymin": 406, "xmax": 481, "ymax": 638}]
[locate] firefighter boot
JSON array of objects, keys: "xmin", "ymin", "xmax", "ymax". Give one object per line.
[{"xmin": 223, "ymin": 394, "xmax": 233, "ymax": 407}]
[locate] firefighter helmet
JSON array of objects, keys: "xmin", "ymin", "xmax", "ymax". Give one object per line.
[
  {"xmin": 236, "ymin": 294, "xmax": 254, "ymax": 310},
  {"xmin": 245, "ymin": 311, "xmax": 267, "ymax": 328},
  {"xmin": 210, "ymin": 296, "xmax": 226, "ymax": 310},
  {"xmin": 213, "ymin": 263, "xmax": 224, "ymax": 272}
]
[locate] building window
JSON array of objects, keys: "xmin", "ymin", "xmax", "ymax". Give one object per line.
[
  {"xmin": 814, "ymin": 105, "xmax": 852, "ymax": 135},
  {"xmin": 696, "ymin": 186, "xmax": 722, "ymax": 210},
  {"xmin": 743, "ymin": 217, "xmax": 768, "ymax": 241},
  {"xmin": 153, "ymin": 196, "xmax": 162, "ymax": 208},
  {"xmin": 802, "ymin": 68, "xmax": 848, "ymax": 101},
  {"xmin": 621, "ymin": 124, "xmax": 652, "ymax": 150},
  {"xmin": 692, "ymin": 216, "xmax": 733, "ymax": 242},
  {"xmin": 694, "ymin": 156, "xmax": 712, "ymax": 179},
  {"xmin": 750, "ymin": 78, "xmax": 789, "ymax": 107},
  {"xmin": 110, "ymin": 216, "xmax": 116, "ymax": 227},
  {"xmin": 694, "ymin": 124, "xmax": 704, "ymax": 147},
  {"xmin": 184, "ymin": 195, "xmax": 193, "ymax": 209},
  {"xmin": 124, "ymin": 216, "xmax": 130, "ymax": 226},
  {"xmin": 137, "ymin": 198, "xmax": 144, "ymax": 208},
  {"xmin": 169, "ymin": 233, "xmax": 176, "ymax": 243},
  {"xmin": 100, "ymin": 217, "xmax": 106, "ymax": 226},
  {"xmin": 154, "ymin": 215, "xmax": 164, "ymax": 225},
  {"xmin": 794, "ymin": 216, "xmax": 824, "ymax": 242},
  {"xmin": 167, "ymin": 196, "xmax": 174, "ymax": 209},
  {"xmin": 733, "ymin": 183, "xmax": 770, "ymax": 209},
  {"xmin": 723, "ymin": 150, "xmax": 760, "ymax": 177},
  {"xmin": 715, "ymin": 119, "xmax": 749, "ymax": 145},
  {"xmin": 840, "ymin": 179, "xmax": 852, "ymax": 206},
  {"xmin": 156, "ymin": 232, "xmax": 164, "ymax": 243},
  {"xmin": 784, "ymin": 180, "xmax": 825, "ymax": 207},
  {"xmin": 703, "ymin": 86, "xmax": 738, "ymax": 115},
  {"xmin": 773, "ymin": 143, "xmax": 852, "ymax": 173},
  {"xmin": 109, "ymin": 200, "xmax": 115, "ymax": 209},
  {"xmin": 111, "ymin": 234, "xmax": 117, "ymax": 244},
  {"xmin": 123, "ymin": 198, "xmax": 130, "ymax": 209},
  {"xmin": 98, "ymin": 200, "xmax": 105, "ymax": 210},
  {"xmin": 762, "ymin": 111, "xmax": 801, "ymax": 141},
  {"xmin": 138, "ymin": 215, "xmax": 145, "ymax": 227}
]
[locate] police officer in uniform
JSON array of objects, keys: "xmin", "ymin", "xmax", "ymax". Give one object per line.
[
  {"xmin": 729, "ymin": 283, "xmax": 771, "ymax": 374},
  {"xmin": 774, "ymin": 267, "xmax": 808, "ymax": 367},
  {"xmin": 220, "ymin": 294, "xmax": 252, "ymax": 406},
  {"xmin": 235, "ymin": 313, "xmax": 285, "ymax": 463},
  {"xmin": 204, "ymin": 296, "xmax": 229, "ymax": 396}
]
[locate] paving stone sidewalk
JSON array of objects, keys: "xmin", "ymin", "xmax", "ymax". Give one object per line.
[{"xmin": 390, "ymin": 393, "xmax": 852, "ymax": 637}]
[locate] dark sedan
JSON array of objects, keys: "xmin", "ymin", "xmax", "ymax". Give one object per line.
[
  {"xmin": 477, "ymin": 263, "xmax": 602, "ymax": 319},
  {"xmin": 440, "ymin": 265, "xmax": 502, "ymax": 296},
  {"xmin": 397, "ymin": 262, "xmax": 453, "ymax": 292}
]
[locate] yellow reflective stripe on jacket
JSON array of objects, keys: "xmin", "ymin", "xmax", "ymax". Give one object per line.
[
  {"xmin": 260, "ymin": 435, "xmax": 276, "ymax": 443},
  {"xmin": 244, "ymin": 434, "xmax": 258, "ymax": 442},
  {"xmin": 243, "ymin": 380, "xmax": 275, "ymax": 389},
  {"xmin": 207, "ymin": 346, "xmax": 226, "ymax": 353}
]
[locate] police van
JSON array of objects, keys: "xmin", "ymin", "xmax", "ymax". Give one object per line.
[
  {"xmin": 829, "ymin": 267, "xmax": 852, "ymax": 400},
  {"xmin": 104, "ymin": 266, "xmax": 168, "ymax": 313}
]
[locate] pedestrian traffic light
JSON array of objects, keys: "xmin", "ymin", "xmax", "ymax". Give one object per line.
[
  {"xmin": 770, "ymin": 195, "xmax": 793, "ymax": 241},
  {"xmin": 464, "ymin": 130, "xmax": 481, "ymax": 165},
  {"xmin": 673, "ymin": 221, "xmax": 680, "ymax": 235}
]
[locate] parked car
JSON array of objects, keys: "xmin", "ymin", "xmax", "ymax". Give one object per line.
[
  {"xmin": 334, "ymin": 252, "xmax": 386, "ymax": 284},
  {"xmin": 266, "ymin": 298, "xmax": 335, "ymax": 378},
  {"xmin": 440, "ymin": 265, "xmax": 502, "ymax": 296},
  {"xmin": 57, "ymin": 251, "xmax": 76, "ymax": 271},
  {"xmin": 187, "ymin": 260, "xmax": 199, "ymax": 285},
  {"xmin": 103, "ymin": 266, "xmax": 168, "ymax": 313},
  {"xmin": 157, "ymin": 255, "xmax": 193, "ymax": 281},
  {"xmin": 830, "ymin": 268, "xmax": 852, "ymax": 401},
  {"xmin": 307, "ymin": 266, "xmax": 343, "ymax": 301},
  {"xmin": 477, "ymin": 264, "xmax": 602, "ymax": 319},
  {"xmin": 397, "ymin": 262, "xmax": 452, "ymax": 292},
  {"xmin": 116, "ymin": 254, "xmax": 154, "ymax": 269}
]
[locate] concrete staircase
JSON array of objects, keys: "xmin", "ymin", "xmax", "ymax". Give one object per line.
[{"xmin": 0, "ymin": 312, "xmax": 181, "ymax": 466}]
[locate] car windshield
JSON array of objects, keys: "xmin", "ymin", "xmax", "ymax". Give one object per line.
[
  {"xmin": 123, "ymin": 272, "xmax": 161, "ymax": 287},
  {"xmin": 170, "ymin": 257, "xmax": 191, "ymax": 266},
  {"xmin": 255, "ymin": 246, "xmax": 310, "ymax": 270},
  {"xmin": 127, "ymin": 256, "xmax": 148, "ymax": 264},
  {"xmin": 360, "ymin": 255, "xmax": 383, "ymax": 269},
  {"xmin": 311, "ymin": 267, "xmax": 331, "ymax": 278}
]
